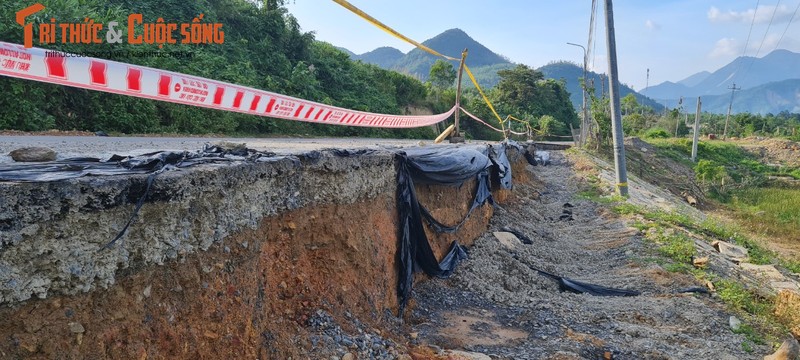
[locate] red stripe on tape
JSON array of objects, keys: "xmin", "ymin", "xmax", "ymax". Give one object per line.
[
  {"xmin": 304, "ymin": 107, "xmax": 315, "ymax": 119},
  {"xmin": 233, "ymin": 90, "xmax": 244, "ymax": 108},
  {"xmin": 126, "ymin": 68, "xmax": 141, "ymax": 92},
  {"xmin": 323, "ymin": 110, "xmax": 332, "ymax": 121},
  {"xmin": 294, "ymin": 104, "xmax": 304, "ymax": 118},
  {"xmin": 89, "ymin": 60, "xmax": 106, "ymax": 86},
  {"xmin": 45, "ymin": 56, "xmax": 66, "ymax": 78},
  {"xmin": 158, "ymin": 74, "xmax": 171, "ymax": 97},
  {"xmin": 250, "ymin": 95, "xmax": 261, "ymax": 111},
  {"xmin": 265, "ymin": 98, "xmax": 276, "ymax": 113},
  {"xmin": 213, "ymin": 87, "xmax": 225, "ymax": 105},
  {"xmin": 314, "ymin": 108, "xmax": 324, "ymax": 120}
]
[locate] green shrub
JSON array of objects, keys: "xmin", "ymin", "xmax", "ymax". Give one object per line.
[{"xmin": 644, "ymin": 128, "xmax": 671, "ymax": 139}]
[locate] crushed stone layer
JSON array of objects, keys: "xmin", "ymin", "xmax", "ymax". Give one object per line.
[{"xmin": 411, "ymin": 151, "xmax": 769, "ymax": 359}]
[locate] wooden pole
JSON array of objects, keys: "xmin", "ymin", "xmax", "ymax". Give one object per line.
[{"xmin": 450, "ymin": 48, "xmax": 468, "ymax": 143}]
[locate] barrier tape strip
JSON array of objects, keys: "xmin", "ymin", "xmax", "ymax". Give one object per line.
[
  {"xmin": 463, "ymin": 65, "xmax": 505, "ymax": 127},
  {"xmin": 0, "ymin": 41, "xmax": 456, "ymax": 128},
  {"xmin": 458, "ymin": 107, "xmax": 503, "ymax": 133},
  {"xmin": 331, "ymin": 0, "xmax": 458, "ymax": 61},
  {"xmin": 332, "ymin": 0, "xmax": 509, "ymax": 138},
  {"xmin": 505, "ymin": 115, "xmax": 533, "ymax": 136}
]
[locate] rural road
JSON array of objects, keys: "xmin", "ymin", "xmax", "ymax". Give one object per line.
[{"xmin": 0, "ymin": 136, "xmax": 436, "ymax": 163}]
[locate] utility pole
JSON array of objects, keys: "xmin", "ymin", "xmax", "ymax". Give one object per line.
[
  {"xmin": 692, "ymin": 97, "xmax": 701, "ymax": 162},
  {"xmin": 604, "ymin": 0, "xmax": 629, "ymax": 196},
  {"xmin": 450, "ymin": 48, "xmax": 468, "ymax": 143},
  {"xmin": 722, "ymin": 83, "xmax": 741, "ymax": 140},
  {"xmin": 675, "ymin": 97, "xmax": 683, "ymax": 137},
  {"xmin": 567, "ymin": 42, "xmax": 588, "ymax": 147},
  {"xmin": 642, "ymin": 68, "xmax": 649, "ymax": 115}
]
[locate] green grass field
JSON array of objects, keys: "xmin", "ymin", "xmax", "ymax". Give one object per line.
[{"xmin": 731, "ymin": 186, "xmax": 800, "ymax": 242}]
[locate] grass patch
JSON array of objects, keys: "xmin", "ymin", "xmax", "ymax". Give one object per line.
[
  {"xmin": 730, "ymin": 186, "xmax": 800, "ymax": 242},
  {"xmin": 656, "ymin": 232, "xmax": 696, "ymax": 264}
]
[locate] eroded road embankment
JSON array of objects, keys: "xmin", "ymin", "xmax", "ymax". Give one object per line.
[{"xmin": 411, "ymin": 151, "xmax": 767, "ymax": 359}]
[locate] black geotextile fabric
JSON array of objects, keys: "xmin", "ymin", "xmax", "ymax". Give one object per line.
[
  {"xmin": 395, "ymin": 142, "xmax": 522, "ymax": 313},
  {"xmin": 0, "ymin": 144, "xmax": 293, "ymax": 182}
]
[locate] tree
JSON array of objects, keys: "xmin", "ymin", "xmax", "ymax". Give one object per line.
[
  {"xmin": 493, "ymin": 64, "xmax": 577, "ymax": 136},
  {"xmin": 429, "ymin": 60, "xmax": 457, "ymax": 90},
  {"xmin": 621, "ymin": 93, "xmax": 639, "ymax": 115}
]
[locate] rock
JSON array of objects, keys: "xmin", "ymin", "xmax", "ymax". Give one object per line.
[
  {"xmin": 9, "ymin": 147, "xmax": 57, "ymax": 162},
  {"xmin": 447, "ymin": 350, "xmax": 492, "ymax": 360},
  {"xmin": 493, "ymin": 232, "xmax": 522, "ymax": 249},
  {"xmin": 68, "ymin": 322, "xmax": 85, "ymax": 334},
  {"xmin": 142, "ymin": 285, "xmax": 152, "ymax": 298},
  {"xmin": 94, "ymin": 131, "xmax": 109, "ymax": 137},
  {"xmin": 740, "ymin": 263, "xmax": 787, "ymax": 282},
  {"xmin": 712, "ymin": 241, "xmax": 749, "ymax": 262},
  {"xmin": 729, "ymin": 316, "xmax": 742, "ymax": 332},
  {"xmin": 342, "ymin": 354, "xmax": 355, "ymax": 360},
  {"xmin": 409, "ymin": 332, "xmax": 418, "ymax": 340},
  {"xmin": 692, "ymin": 256, "xmax": 709, "ymax": 268},
  {"xmin": 763, "ymin": 337, "xmax": 799, "ymax": 360}
]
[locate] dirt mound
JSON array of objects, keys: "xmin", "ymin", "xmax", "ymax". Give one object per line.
[{"xmin": 737, "ymin": 138, "xmax": 800, "ymax": 168}]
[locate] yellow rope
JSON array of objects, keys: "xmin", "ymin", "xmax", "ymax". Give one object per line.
[
  {"xmin": 331, "ymin": 0, "xmax": 458, "ymax": 61},
  {"xmin": 333, "ymin": 0, "xmax": 513, "ymax": 138}
]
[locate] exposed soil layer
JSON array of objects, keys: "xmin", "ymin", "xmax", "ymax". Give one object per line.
[{"xmin": 0, "ymin": 146, "xmax": 516, "ymax": 358}]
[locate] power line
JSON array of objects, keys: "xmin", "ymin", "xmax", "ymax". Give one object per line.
[
  {"xmin": 740, "ymin": 0, "xmax": 782, "ymax": 84},
  {"xmin": 732, "ymin": 0, "xmax": 761, "ymax": 83},
  {"xmin": 774, "ymin": 1, "xmax": 800, "ymax": 51},
  {"xmin": 588, "ymin": 0, "xmax": 597, "ymax": 69}
]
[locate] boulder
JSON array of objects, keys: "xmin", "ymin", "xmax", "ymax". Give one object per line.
[{"xmin": 9, "ymin": 147, "xmax": 56, "ymax": 162}]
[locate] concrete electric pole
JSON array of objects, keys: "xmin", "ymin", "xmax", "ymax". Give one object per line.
[
  {"xmin": 567, "ymin": 42, "xmax": 588, "ymax": 147},
  {"xmin": 604, "ymin": 0, "xmax": 629, "ymax": 196},
  {"xmin": 722, "ymin": 83, "xmax": 741, "ymax": 140}
]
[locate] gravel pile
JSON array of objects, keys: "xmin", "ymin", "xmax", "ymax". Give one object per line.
[{"xmin": 307, "ymin": 310, "xmax": 402, "ymax": 359}]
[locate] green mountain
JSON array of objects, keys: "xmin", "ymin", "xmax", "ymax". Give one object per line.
[
  {"xmin": 355, "ymin": 47, "xmax": 405, "ymax": 69},
  {"xmin": 696, "ymin": 79, "xmax": 800, "ymax": 114},
  {"xmin": 538, "ymin": 61, "xmax": 665, "ymax": 112},
  {"xmin": 390, "ymin": 28, "xmax": 511, "ymax": 80}
]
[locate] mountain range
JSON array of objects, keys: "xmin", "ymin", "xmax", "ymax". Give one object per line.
[
  {"xmin": 340, "ymin": 29, "xmax": 799, "ymax": 114},
  {"xmin": 642, "ymin": 49, "xmax": 800, "ymax": 114}
]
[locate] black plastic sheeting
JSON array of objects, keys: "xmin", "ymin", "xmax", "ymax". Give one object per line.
[
  {"xmin": 512, "ymin": 253, "xmax": 640, "ymax": 297},
  {"xmin": 395, "ymin": 142, "xmax": 524, "ymax": 313},
  {"xmin": 0, "ymin": 145, "xmax": 296, "ymax": 249},
  {"xmin": 0, "ymin": 144, "xmax": 292, "ymax": 182}
]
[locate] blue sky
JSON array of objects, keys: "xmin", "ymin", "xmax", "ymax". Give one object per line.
[{"xmin": 285, "ymin": 0, "xmax": 800, "ymax": 90}]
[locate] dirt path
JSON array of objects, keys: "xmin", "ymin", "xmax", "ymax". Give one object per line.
[{"xmin": 411, "ymin": 151, "xmax": 768, "ymax": 359}]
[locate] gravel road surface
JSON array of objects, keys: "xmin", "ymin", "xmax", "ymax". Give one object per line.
[{"xmin": 0, "ymin": 135, "xmax": 441, "ymax": 163}]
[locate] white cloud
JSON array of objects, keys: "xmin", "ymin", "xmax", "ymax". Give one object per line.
[
  {"xmin": 709, "ymin": 37, "xmax": 741, "ymax": 58},
  {"xmin": 645, "ymin": 19, "xmax": 661, "ymax": 31},
  {"xmin": 708, "ymin": 4, "xmax": 796, "ymax": 24}
]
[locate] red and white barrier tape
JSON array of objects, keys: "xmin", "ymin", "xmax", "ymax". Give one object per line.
[
  {"xmin": 0, "ymin": 42, "xmax": 455, "ymax": 128},
  {"xmin": 459, "ymin": 106, "xmax": 504, "ymax": 133}
]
